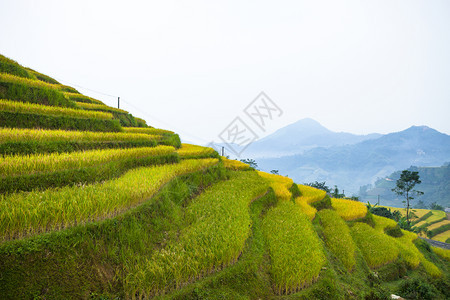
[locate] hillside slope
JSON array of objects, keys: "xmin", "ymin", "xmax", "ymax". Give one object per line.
[{"xmin": 0, "ymin": 55, "xmax": 449, "ymax": 299}]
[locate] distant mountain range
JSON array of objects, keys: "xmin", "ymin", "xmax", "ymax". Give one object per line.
[
  {"xmin": 226, "ymin": 118, "xmax": 382, "ymax": 158},
  {"xmin": 220, "ymin": 118, "xmax": 450, "ymax": 196}
]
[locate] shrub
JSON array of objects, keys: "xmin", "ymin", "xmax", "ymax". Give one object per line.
[
  {"xmin": 398, "ymin": 278, "xmax": 438, "ymax": 300},
  {"xmin": 311, "ymin": 195, "xmax": 332, "ymax": 211}
]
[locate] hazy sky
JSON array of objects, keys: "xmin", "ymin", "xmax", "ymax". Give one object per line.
[{"xmin": 1, "ymin": 0, "xmax": 449, "ymax": 144}]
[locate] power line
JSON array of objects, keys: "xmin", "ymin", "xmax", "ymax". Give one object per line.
[{"xmin": 55, "ymin": 76, "xmax": 210, "ymax": 143}]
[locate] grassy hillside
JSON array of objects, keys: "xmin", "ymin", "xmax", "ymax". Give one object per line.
[
  {"xmin": 382, "ymin": 206, "xmax": 450, "ymax": 243},
  {"xmin": 0, "ymin": 54, "xmax": 449, "ymax": 299},
  {"xmin": 363, "ymin": 164, "xmax": 450, "ymax": 208}
]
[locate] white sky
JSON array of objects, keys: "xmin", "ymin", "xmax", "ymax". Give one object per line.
[{"xmin": 1, "ymin": 0, "xmax": 449, "ymax": 144}]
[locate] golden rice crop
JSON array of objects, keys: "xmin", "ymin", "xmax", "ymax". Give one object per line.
[
  {"xmin": 125, "ymin": 170, "xmax": 269, "ymax": 297},
  {"xmin": 298, "ymin": 185, "xmax": 327, "ymax": 203},
  {"xmin": 414, "ymin": 210, "xmax": 447, "ymax": 228},
  {"xmin": 0, "ymin": 72, "xmax": 59, "ymax": 90},
  {"xmin": 263, "ymin": 201, "xmax": 327, "ymax": 294},
  {"xmin": 350, "ymin": 222, "xmax": 399, "ymax": 268},
  {"xmin": 221, "ymin": 157, "xmax": 251, "ymax": 170},
  {"xmin": 258, "ymin": 171, "xmax": 293, "ymax": 201},
  {"xmin": 332, "ymin": 198, "xmax": 367, "ymax": 221},
  {"xmin": 0, "ymin": 145, "xmax": 175, "ymax": 177},
  {"xmin": 0, "ymin": 158, "xmax": 218, "ymax": 241},
  {"xmin": 295, "ymin": 197, "xmax": 317, "ymax": 220},
  {"xmin": 318, "ymin": 209, "xmax": 356, "ymax": 271},
  {"xmin": 372, "ymin": 214, "xmax": 398, "ymax": 231},
  {"xmin": 0, "ymin": 127, "xmax": 162, "ymax": 143},
  {"xmin": 122, "ymin": 127, "xmax": 174, "ymax": 135},
  {"xmin": 176, "ymin": 143, "xmax": 217, "ymax": 158},
  {"xmin": 63, "ymin": 92, "xmax": 105, "ymax": 105},
  {"xmin": 76, "ymin": 101, "xmax": 129, "ymax": 114},
  {"xmin": 433, "ymin": 230, "xmax": 450, "ymax": 243},
  {"xmin": 294, "ymin": 185, "xmax": 326, "ymax": 219},
  {"xmin": 0, "ymin": 99, "xmax": 113, "ymax": 120},
  {"xmin": 432, "ymin": 247, "xmax": 450, "ymax": 261}
]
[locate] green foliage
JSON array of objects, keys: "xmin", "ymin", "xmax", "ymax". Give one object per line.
[
  {"xmin": 26, "ymin": 68, "xmax": 60, "ymax": 84},
  {"xmin": 391, "ymin": 170, "xmax": 424, "ymax": 225},
  {"xmin": 289, "ymin": 182, "xmax": 301, "ymax": 198},
  {"xmin": 311, "ymin": 194, "xmax": 332, "ymax": 211},
  {"xmin": 305, "ymin": 181, "xmax": 331, "ymax": 193},
  {"xmin": 398, "ymin": 278, "xmax": 438, "ymax": 300},
  {"xmin": 371, "ymin": 207, "xmax": 395, "ymax": 219},
  {"xmin": 384, "ymin": 225, "xmax": 404, "ymax": 238},
  {"xmin": 0, "ymin": 111, "xmax": 122, "ymax": 132},
  {"xmin": 429, "ymin": 202, "xmax": 444, "ymax": 211},
  {"xmin": 64, "ymin": 92, "xmax": 104, "ymax": 104},
  {"xmin": 263, "ymin": 200, "xmax": 327, "ymax": 294},
  {"xmin": 317, "ymin": 209, "xmax": 356, "ymax": 271},
  {"xmin": 0, "ymin": 55, "xmax": 34, "ymax": 79},
  {"xmin": 240, "ymin": 158, "xmax": 258, "ymax": 169}
]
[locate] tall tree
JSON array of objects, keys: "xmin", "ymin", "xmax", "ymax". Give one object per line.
[{"xmin": 392, "ymin": 170, "xmax": 423, "ymax": 226}]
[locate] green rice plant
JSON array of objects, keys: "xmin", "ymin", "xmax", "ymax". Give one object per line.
[
  {"xmin": 317, "ymin": 209, "xmax": 356, "ymax": 271},
  {"xmin": 25, "ymin": 68, "xmax": 60, "ymax": 84},
  {"xmin": 63, "ymin": 92, "xmax": 105, "ymax": 105},
  {"xmin": 125, "ymin": 170, "xmax": 269, "ymax": 297},
  {"xmin": 134, "ymin": 117, "xmax": 147, "ymax": 127},
  {"xmin": 0, "ymin": 140, "xmax": 159, "ymax": 156},
  {"xmin": 55, "ymin": 84, "xmax": 79, "ymax": 94},
  {"xmin": 0, "ymin": 145, "xmax": 175, "ymax": 178},
  {"xmin": 0, "ymin": 150, "xmax": 179, "ymax": 194},
  {"xmin": 0, "ymin": 158, "xmax": 218, "ymax": 241},
  {"xmin": 350, "ymin": 222, "xmax": 399, "ymax": 268},
  {"xmin": 263, "ymin": 201, "xmax": 327, "ymax": 294},
  {"xmin": 123, "ymin": 127, "xmax": 174, "ymax": 135},
  {"xmin": 0, "ymin": 127, "xmax": 161, "ymax": 144},
  {"xmin": 0, "ymin": 110, "xmax": 121, "ymax": 132},
  {"xmin": 372, "ymin": 215, "xmax": 442, "ymax": 274},
  {"xmin": 176, "ymin": 143, "xmax": 217, "ymax": 159},
  {"xmin": 0, "ymin": 55, "xmax": 35, "ymax": 79},
  {"xmin": 76, "ymin": 101, "xmax": 129, "ymax": 114},
  {"xmin": 0, "ymin": 99, "xmax": 113, "ymax": 119},
  {"xmin": 332, "ymin": 198, "xmax": 367, "ymax": 221},
  {"xmin": 432, "ymin": 247, "xmax": 450, "ymax": 261},
  {"xmin": 258, "ymin": 171, "xmax": 293, "ymax": 201},
  {"xmin": 0, "ymin": 72, "xmax": 61, "ymax": 91}
]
